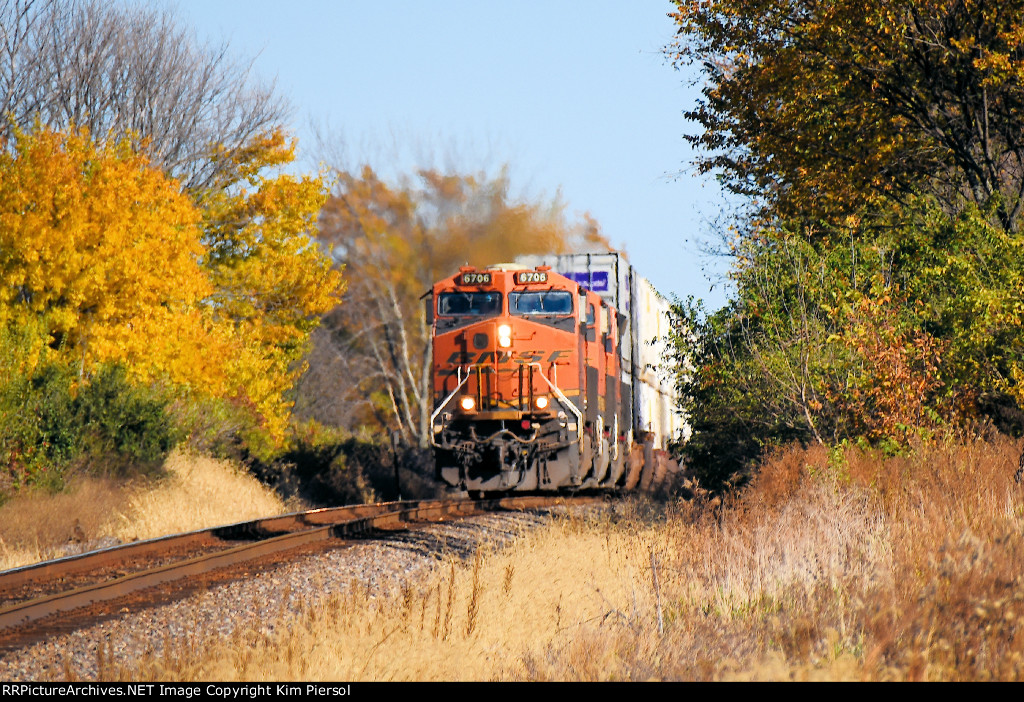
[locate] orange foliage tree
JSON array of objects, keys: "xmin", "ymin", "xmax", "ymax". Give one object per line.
[
  {"xmin": 827, "ymin": 288, "xmax": 949, "ymax": 444},
  {"xmin": 0, "ymin": 125, "xmax": 226, "ymax": 388}
]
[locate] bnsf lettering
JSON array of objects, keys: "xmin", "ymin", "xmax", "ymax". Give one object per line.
[
  {"xmin": 513, "ymin": 351, "xmax": 543, "ymax": 364},
  {"xmin": 446, "ymin": 351, "xmax": 478, "ymax": 365},
  {"xmin": 476, "ymin": 351, "xmax": 508, "ymax": 364},
  {"xmin": 442, "ymin": 350, "xmax": 570, "ymax": 367}
]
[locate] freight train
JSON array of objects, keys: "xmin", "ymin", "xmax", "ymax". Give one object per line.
[{"xmin": 427, "ymin": 252, "xmax": 687, "ymax": 494}]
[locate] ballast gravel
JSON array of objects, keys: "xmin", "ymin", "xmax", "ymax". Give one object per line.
[{"xmin": 0, "ymin": 509, "xmax": 569, "ymax": 681}]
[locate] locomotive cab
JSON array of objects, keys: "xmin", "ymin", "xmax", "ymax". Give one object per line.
[{"xmin": 429, "ymin": 264, "xmax": 628, "ymax": 493}]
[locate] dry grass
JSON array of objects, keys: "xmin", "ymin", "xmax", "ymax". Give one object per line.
[
  {"xmin": 126, "ymin": 512, "xmax": 665, "ymax": 681},
  {"xmin": 0, "ymin": 451, "xmax": 288, "ymax": 570},
  {"xmin": 106, "ymin": 451, "xmax": 289, "ymax": 543},
  {"xmin": 0, "ymin": 476, "xmax": 128, "ymax": 570},
  {"xmin": 95, "ymin": 436, "xmax": 1024, "ymax": 680}
]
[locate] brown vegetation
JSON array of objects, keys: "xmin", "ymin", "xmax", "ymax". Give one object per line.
[
  {"xmin": 100, "ymin": 435, "xmax": 1023, "ymax": 681},
  {"xmin": 0, "ymin": 451, "xmax": 287, "ymax": 571}
]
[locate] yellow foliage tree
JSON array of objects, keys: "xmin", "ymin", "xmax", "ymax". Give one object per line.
[
  {"xmin": 197, "ymin": 129, "xmax": 344, "ymax": 438},
  {"xmin": 0, "ymin": 125, "xmax": 343, "ymax": 441},
  {"xmin": 0, "ymin": 125, "xmax": 231, "ymax": 392}
]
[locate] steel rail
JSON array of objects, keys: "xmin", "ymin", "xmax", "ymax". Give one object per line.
[
  {"xmin": 0, "ymin": 494, "xmax": 596, "ymax": 636},
  {"xmin": 0, "ymin": 498, "xmax": 441, "ymax": 593}
]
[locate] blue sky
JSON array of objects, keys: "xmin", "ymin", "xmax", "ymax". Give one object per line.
[{"xmin": 174, "ymin": 1, "xmax": 731, "ymax": 309}]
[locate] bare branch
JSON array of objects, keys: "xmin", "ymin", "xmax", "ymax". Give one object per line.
[{"xmin": 0, "ymin": 0, "xmax": 289, "ymax": 191}]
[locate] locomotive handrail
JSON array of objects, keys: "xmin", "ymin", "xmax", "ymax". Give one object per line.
[
  {"xmin": 429, "ymin": 367, "xmax": 470, "ymax": 448},
  {"xmin": 528, "ymin": 362, "xmax": 584, "ymax": 452}
]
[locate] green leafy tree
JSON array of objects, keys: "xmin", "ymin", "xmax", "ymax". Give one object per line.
[
  {"xmin": 669, "ymin": 0, "xmax": 1024, "ymax": 234},
  {"xmin": 668, "ymin": 1, "xmax": 1024, "ymax": 481},
  {"xmin": 671, "ymin": 196, "xmax": 1024, "ymax": 486}
]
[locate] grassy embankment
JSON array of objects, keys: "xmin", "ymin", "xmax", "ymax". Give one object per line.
[
  {"xmin": 0, "ymin": 451, "xmax": 288, "ymax": 571},
  {"xmin": 117, "ymin": 435, "xmax": 1024, "ymax": 681}
]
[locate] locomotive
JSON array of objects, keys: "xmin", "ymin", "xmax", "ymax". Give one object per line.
[{"xmin": 427, "ymin": 252, "xmax": 686, "ymax": 494}]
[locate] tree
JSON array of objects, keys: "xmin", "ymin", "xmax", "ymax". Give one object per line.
[
  {"xmin": 198, "ymin": 129, "xmax": 344, "ymax": 439},
  {"xmin": 0, "ymin": 2, "xmax": 341, "ymax": 481},
  {"xmin": 0, "ymin": 124, "xmax": 221, "ymax": 388},
  {"xmin": 0, "ymin": 0, "xmax": 288, "ymax": 191},
  {"xmin": 669, "ymin": 0, "xmax": 1024, "ymax": 234},
  {"xmin": 0, "ymin": 124, "xmax": 343, "ymax": 442},
  {"xmin": 665, "ymin": 2, "xmax": 1024, "ymax": 476},
  {"xmin": 303, "ymin": 166, "xmax": 610, "ymax": 446},
  {"xmin": 671, "ymin": 192, "xmax": 1024, "ymax": 488}
]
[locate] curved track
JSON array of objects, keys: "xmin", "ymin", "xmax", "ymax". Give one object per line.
[{"xmin": 0, "ymin": 494, "xmax": 602, "ymax": 651}]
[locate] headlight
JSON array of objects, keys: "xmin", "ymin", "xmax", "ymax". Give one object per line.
[
  {"xmin": 534, "ymin": 396, "xmax": 549, "ymax": 409},
  {"xmin": 460, "ymin": 396, "xmax": 476, "ymax": 411},
  {"xmin": 497, "ymin": 323, "xmax": 512, "ymax": 348}
]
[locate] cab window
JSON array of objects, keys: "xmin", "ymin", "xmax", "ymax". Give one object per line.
[
  {"xmin": 509, "ymin": 291, "xmax": 573, "ymax": 315},
  {"xmin": 437, "ymin": 292, "xmax": 502, "ymax": 316}
]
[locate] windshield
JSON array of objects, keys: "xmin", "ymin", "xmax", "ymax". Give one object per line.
[
  {"xmin": 437, "ymin": 292, "xmax": 502, "ymax": 316},
  {"xmin": 509, "ymin": 291, "xmax": 573, "ymax": 316}
]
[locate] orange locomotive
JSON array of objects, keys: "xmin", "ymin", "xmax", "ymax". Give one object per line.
[{"xmin": 428, "ymin": 263, "xmax": 631, "ymax": 493}]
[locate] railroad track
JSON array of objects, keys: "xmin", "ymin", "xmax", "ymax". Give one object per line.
[{"xmin": 0, "ymin": 494, "xmax": 600, "ymax": 653}]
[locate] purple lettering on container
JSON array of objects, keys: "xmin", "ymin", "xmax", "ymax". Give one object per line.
[{"xmin": 561, "ymin": 271, "xmax": 609, "ymax": 292}]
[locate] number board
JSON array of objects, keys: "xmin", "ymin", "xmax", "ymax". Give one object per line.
[
  {"xmin": 460, "ymin": 272, "xmax": 492, "ymax": 285},
  {"xmin": 515, "ymin": 271, "xmax": 548, "ymax": 284}
]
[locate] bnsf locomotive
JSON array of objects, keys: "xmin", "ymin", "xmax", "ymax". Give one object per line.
[{"xmin": 427, "ymin": 252, "xmax": 686, "ymax": 494}]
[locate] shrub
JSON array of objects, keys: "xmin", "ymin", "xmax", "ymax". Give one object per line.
[
  {"xmin": 72, "ymin": 366, "xmax": 179, "ymax": 476},
  {"xmin": 0, "ymin": 361, "xmax": 180, "ymax": 498},
  {"xmin": 240, "ymin": 421, "xmax": 443, "ymax": 508}
]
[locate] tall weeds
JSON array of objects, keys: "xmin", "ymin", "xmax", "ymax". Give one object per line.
[
  {"xmin": 110, "ymin": 436, "xmax": 1024, "ymax": 681},
  {"xmin": 0, "ymin": 451, "xmax": 287, "ymax": 570}
]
